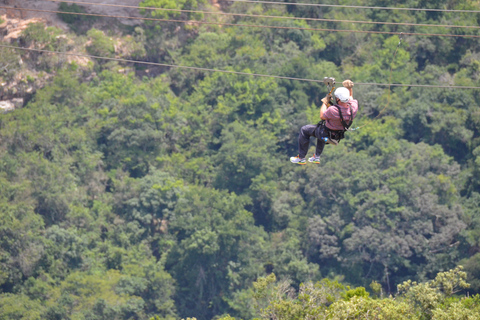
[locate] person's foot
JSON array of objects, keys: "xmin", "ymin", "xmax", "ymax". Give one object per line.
[
  {"xmin": 290, "ymin": 155, "xmax": 306, "ymax": 165},
  {"xmin": 308, "ymin": 154, "xmax": 320, "ymax": 164}
]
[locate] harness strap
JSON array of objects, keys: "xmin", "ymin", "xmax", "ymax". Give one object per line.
[
  {"xmin": 333, "ymin": 104, "xmax": 353, "ymax": 131},
  {"xmin": 315, "ymin": 103, "xmax": 354, "ymax": 143}
]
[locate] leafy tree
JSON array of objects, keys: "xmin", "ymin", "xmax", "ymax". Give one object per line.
[
  {"xmin": 0, "ymin": 174, "xmax": 45, "ymax": 290},
  {"xmin": 303, "ymin": 135, "xmax": 466, "ymax": 288},
  {"xmin": 86, "ymin": 28, "xmax": 116, "ymax": 58},
  {"xmin": 165, "ymin": 186, "xmax": 268, "ymax": 319},
  {"xmin": 92, "ymin": 71, "xmax": 184, "ymax": 177},
  {"xmin": 20, "ymin": 23, "xmax": 70, "ymax": 71},
  {"xmin": 0, "ymin": 46, "xmax": 22, "ymax": 81},
  {"xmin": 431, "ymin": 295, "xmax": 480, "ymax": 320},
  {"xmin": 0, "ymin": 293, "xmax": 44, "ymax": 320},
  {"xmin": 113, "ymin": 169, "xmax": 183, "ymax": 243},
  {"xmin": 140, "ymin": 0, "xmax": 208, "ymax": 20},
  {"xmin": 460, "ymin": 253, "xmax": 480, "ymax": 293},
  {"xmin": 57, "ymin": 2, "xmax": 97, "ymax": 33},
  {"xmin": 397, "ymin": 266, "xmax": 471, "ymax": 318},
  {"xmin": 248, "ymin": 268, "xmax": 475, "ymax": 320},
  {"xmin": 21, "ymin": 23, "xmax": 64, "ymax": 49},
  {"xmin": 118, "ymin": 27, "xmax": 147, "ymax": 60}
]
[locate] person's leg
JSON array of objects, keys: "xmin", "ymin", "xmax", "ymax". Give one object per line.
[
  {"xmin": 315, "ymin": 137, "xmax": 326, "ymax": 157},
  {"xmin": 314, "ymin": 125, "xmax": 329, "ymax": 157},
  {"xmin": 298, "ymin": 124, "xmax": 317, "ymax": 158}
]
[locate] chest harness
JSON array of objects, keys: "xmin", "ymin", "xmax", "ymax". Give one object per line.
[{"xmin": 317, "ymin": 103, "xmax": 354, "ymax": 144}]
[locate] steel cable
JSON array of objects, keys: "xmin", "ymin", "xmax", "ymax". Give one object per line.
[
  {"xmin": 28, "ymin": 0, "xmax": 480, "ymax": 30},
  {"xmin": 5, "ymin": 6, "xmax": 480, "ymax": 38},
  {"xmin": 1, "ymin": 44, "xmax": 479, "ymax": 89},
  {"xmin": 228, "ymin": 0, "xmax": 480, "ymax": 13}
]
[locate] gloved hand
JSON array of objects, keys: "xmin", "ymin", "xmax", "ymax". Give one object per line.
[
  {"xmin": 321, "ymin": 94, "xmax": 332, "ymax": 105},
  {"xmin": 342, "ymin": 80, "xmax": 354, "ymax": 88}
]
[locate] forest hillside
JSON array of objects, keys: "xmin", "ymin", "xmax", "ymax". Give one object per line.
[{"xmin": 1, "ymin": 0, "xmax": 480, "ymax": 319}]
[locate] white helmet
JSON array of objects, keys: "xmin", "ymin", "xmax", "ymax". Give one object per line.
[{"xmin": 334, "ymin": 87, "xmax": 350, "ymax": 102}]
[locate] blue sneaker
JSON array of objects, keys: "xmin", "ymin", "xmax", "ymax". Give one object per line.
[
  {"xmin": 290, "ymin": 155, "xmax": 306, "ymax": 165},
  {"xmin": 308, "ymin": 154, "xmax": 320, "ymax": 164}
]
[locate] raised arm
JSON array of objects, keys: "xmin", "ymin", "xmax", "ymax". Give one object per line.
[{"xmin": 343, "ymin": 80, "xmax": 354, "ymax": 100}]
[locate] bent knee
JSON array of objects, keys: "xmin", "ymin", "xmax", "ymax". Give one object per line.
[{"xmin": 300, "ymin": 125, "xmax": 315, "ymax": 136}]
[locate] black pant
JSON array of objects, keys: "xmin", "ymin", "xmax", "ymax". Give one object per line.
[{"xmin": 297, "ymin": 123, "xmax": 330, "ymax": 158}]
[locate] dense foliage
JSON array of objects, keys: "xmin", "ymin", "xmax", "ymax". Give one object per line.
[
  {"xmin": 1, "ymin": 0, "xmax": 480, "ymax": 319},
  {"xmin": 238, "ymin": 267, "xmax": 480, "ymax": 320}
]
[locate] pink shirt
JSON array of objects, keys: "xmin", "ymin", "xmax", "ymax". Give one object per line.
[{"xmin": 324, "ymin": 99, "xmax": 358, "ymax": 131}]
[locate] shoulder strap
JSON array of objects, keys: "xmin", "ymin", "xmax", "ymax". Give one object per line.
[{"xmin": 333, "ymin": 104, "xmax": 353, "ymax": 130}]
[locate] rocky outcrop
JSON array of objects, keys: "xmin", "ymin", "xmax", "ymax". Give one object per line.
[
  {"xmin": 0, "ymin": 14, "xmax": 46, "ymax": 42},
  {"xmin": 1, "ymin": 0, "xmax": 144, "ymax": 27},
  {"xmin": 0, "ymin": 98, "xmax": 23, "ymax": 113}
]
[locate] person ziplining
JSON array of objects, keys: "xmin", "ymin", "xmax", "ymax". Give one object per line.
[{"xmin": 290, "ymin": 79, "xmax": 358, "ymax": 165}]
